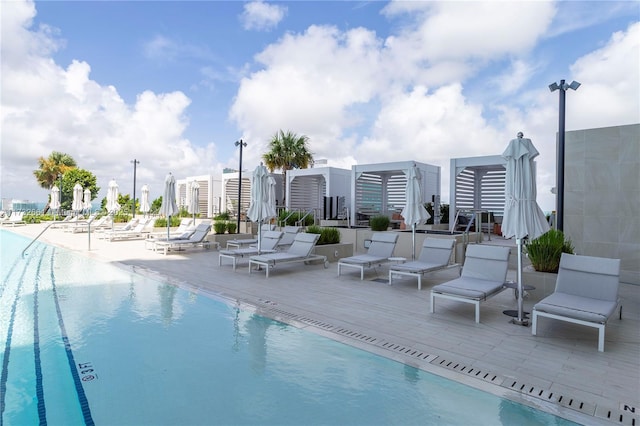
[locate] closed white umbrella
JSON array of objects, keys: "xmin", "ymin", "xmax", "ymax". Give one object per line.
[
  {"xmin": 247, "ymin": 163, "xmax": 277, "ymax": 253},
  {"xmin": 83, "ymin": 188, "xmax": 92, "ymax": 213},
  {"xmin": 107, "ymin": 179, "xmax": 120, "ymax": 231},
  {"xmin": 502, "ymin": 132, "xmax": 550, "ymax": 325},
  {"xmin": 188, "ymin": 180, "xmax": 200, "ymax": 220},
  {"xmin": 50, "ymin": 186, "xmax": 60, "ymax": 221},
  {"xmin": 401, "ymin": 165, "xmax": 431, "ymax": 260},
  {"xmin": 140, "ymin": 185, "xmax": 150, "ymax": 216},
  {"xmin": 72, "ymin": 183, "xmax": 84, "ymax": 216},
  {"xmin": 160, "ymin": 173, "xmax": 179, "ymax": 239}
]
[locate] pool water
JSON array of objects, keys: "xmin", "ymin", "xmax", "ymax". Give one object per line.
[{"xmin": 1, "ymin": 230, "xmax": 576, "ymax": 425}]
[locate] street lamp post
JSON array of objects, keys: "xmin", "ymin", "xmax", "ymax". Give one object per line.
[
  {"xmin": 549, "ymin": 79, "xmax": 580, "ymax": 232},
  {"xmin": 235, "ymin": 139, "xmax": 247, "ymax": 232},
  {"xmin": 131, "ymin": 159, "xmax": 140, "ymax": 218}
]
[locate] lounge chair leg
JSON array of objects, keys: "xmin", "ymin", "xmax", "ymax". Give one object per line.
[
  {"xmin": 531, "ymin": 312, "xmax": 538, "ymax": 336},
  {"xmin": 430, "ymin": 292, "xmax": 435, "ymax": 313},
  {"xmin": 598, "ymin": 326, "xmax": 605, "ymax": 352},
  {"xmin": 388, "ymin": 271, "xmax": 392, "ymax": 285},
  {"xmin": 360, "ymin": 267, "xmax": 364, "ymax": 280},
  {"xmin": 619, "ymin": 305, "xmax": 622, "ymax": 320},
  {"xmin": 474, "ymin": 301, "xmax": 480, "ymax": 323},
  {"xmin": 418, "ymin": 276, "xmax": 421, "ymax": 291}
]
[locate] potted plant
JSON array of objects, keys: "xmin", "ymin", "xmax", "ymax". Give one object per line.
[
  {"xmin": 369, "ymin": 215, "xmax": 390, "ymax": 231},
  {"xmin": 306, "ymin": 225, "xmax": 352, "ymax": 262},
  {"xmin": 524, "ymin": 229, "xmax": 574, "ymax": 273}
]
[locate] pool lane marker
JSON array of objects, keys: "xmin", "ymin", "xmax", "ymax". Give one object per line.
[
  {"xmin": 33, "ymin": 246, "xmax": 48, "ymax": 424},
  {"xmin": 0, "ymin": 245, "xmax": 40, "ymax": 425},
  {"xmin": 48, "ymin": 248, "xmax": 95, "ymax": 426}
]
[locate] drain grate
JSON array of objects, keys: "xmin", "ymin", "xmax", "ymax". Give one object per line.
[
  {"xmin": 380, "ymin": 342, "xmax": 436, "ymax": 362},
  {"xmin": 504, "ymin": 380, "xmax": 558, "ymax": 403},
  {"xmin": 297, "ymin": 317, "xmax": 335, "ymax": 330},
  {"xmin": 334, "ymin": 328, "xmax": 377, "ymax": 343},
  {"xmin": 432, "ymin": 358, "xmax": 504, "ymax": 385},
  {"xmin": 595, "ymin": 406, "xmax": 639, "ymax": 426}
]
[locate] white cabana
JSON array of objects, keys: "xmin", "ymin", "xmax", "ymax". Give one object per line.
[
  {"xmin": 449, "ymin": 155, "xmax": 507, "ymax": 231},
  {"xmin": 286, "ymin": 166, "xmax": 351, "ymax": 220},
  {"xmin": 350, "ymin": 161, "xmax": 440, "ymax": 227}
]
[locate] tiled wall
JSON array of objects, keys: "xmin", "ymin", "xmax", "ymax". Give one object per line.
[{"xmin": 564, "ymin": 123, "xmax": 640, "ymax": 284}]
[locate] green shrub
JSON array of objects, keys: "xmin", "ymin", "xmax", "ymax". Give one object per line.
[
  {"xmin": 23, "ymin": 214, "xmax": 41, "ymax": 224},
  {"xmin": 213, "ymin": 221, "xmax": 227, "ymax": 234},
  {"xmin": 306, "ymin": 225, "xmax": 341, "ymax": 245},
  {"xmin": 369, "ymin": 215, "xmax": 390, "ymax": 231},
  {"xmin": 155, "ymin": 216, "xmax": 180, "ymax": 228},
  {"xmin": 278, "ymin": 210, "xmax": 314, "ymax": 226},
  {"xmin": 226, "ymin": 221, "xmax": 237, "ymax": 234},
  {"xmin": 524, "ymin": 229, "xmax": 575, "ymax": 273},
  {"xmin": 214, "ymin": 211, "xmax": 231, "ymax": 220}
]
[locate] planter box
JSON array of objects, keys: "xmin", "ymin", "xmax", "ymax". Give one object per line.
[
  {"xmin": 312, "ymin": 243, "xmax": 354, "ymax": 263},
  {"xmin": 522, "ymin": 265, "xmax": 558, "ymax": 301}
]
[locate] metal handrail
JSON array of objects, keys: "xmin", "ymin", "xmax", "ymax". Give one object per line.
[
  {"xmin": 295, "ymin": 209, "xmax": 317, "ymax": 227},
  {"xmin": 21, "ymin": 217, "xmax": 95, "ymax": 258},
  {"xmin": 21, "ymin": 222, "xmax": 54, "ymax": 258}
]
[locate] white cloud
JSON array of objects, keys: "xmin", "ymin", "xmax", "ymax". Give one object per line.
[
  {"xmin": 0, "ymin": 1, "xmax": 222, "ymax": 202},
  {"xmin": 240, "ymin": 1, "xmax": 287, "ymax": 31},
  {"xmin": 229, "ymin": 3, "xmax": 638, "ymax": 213}
]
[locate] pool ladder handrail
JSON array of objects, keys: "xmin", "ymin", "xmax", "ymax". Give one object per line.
[
  {"xmin": 21, "ymin": 222, "xmax": 55, "ymax": 258},
  {"xmin": 21, "ymin": 217, "xmax": 95, "ymax": 258}
]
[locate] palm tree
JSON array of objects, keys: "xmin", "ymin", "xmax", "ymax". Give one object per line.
[
  {"xmin": 33, "ymin": 151, "xmax": 77, "ymax": 212},
  {"xmin": 262, "ymin": 130, "xmax": 313, "ymax": 205}
]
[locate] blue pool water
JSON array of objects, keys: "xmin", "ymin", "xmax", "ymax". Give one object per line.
[{"xmin": 1, "ymin": 230, "xmax": 576, "ymax": 425}]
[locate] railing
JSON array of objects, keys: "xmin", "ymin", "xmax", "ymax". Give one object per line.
[
  {"xmin": 21, "ymin": 217, "xmax": 95, "ymax": 258},
  {"xmin": 295, "ymin": 209, "xmax": 318, "ymax": 227},
  {"xmin": 21, "ymin": 222, "xmax": 54, "ymax": 258}
]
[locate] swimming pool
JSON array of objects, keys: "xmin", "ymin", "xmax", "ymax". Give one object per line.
[{"xmin": 1, "ymin": 230, "xmax": 577, "ymax": 425}]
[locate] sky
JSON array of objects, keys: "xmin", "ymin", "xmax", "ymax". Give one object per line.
[{"xmin": 1, "ymin": 0, "xmax": 639, "ymax": 212}]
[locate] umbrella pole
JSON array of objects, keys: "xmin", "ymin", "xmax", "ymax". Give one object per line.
[
  {"xmin": 257, "ymin": 221, "xmax": 262, "ymax": 254},
  {"xmin": 511, "ymin": 238, "xmax": 529, "ymax": 326},
  {"xmin": 167, "ymin": 215, "xmax": 171, "ymax": 240},
  {"xmin": 412, "ymin": 224, "xmax": 416, "ymax": 260}
]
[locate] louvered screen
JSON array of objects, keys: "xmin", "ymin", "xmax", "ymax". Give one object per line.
[
  {"xmin": 355, "ymin": 172, "xmax": 383, "ymax": 215},
  {"xmin": 290, "ymin": 176, "xmax": 325, "ymax": 212},
  {"xmin": 224, "ymin": 178, "xmax": 251, "ymax": 215}
]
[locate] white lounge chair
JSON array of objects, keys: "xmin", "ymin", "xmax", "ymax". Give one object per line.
[
  {"xmin": 63, "ymin": 214, "xmax": 97, "ymax": 232},
  {"xmin": 97, "ymin": 218, "xmax": 139, "ymax": 238},
  {"xmin": 225, "ymin": 224, "xmax": 276, "ymax": 249},
  {"xmin": 152, "ymin": 223, "xmax": 212, "ymax": 255},
  {"xmin": 147, "ymin": 218, "xmax": 193, "ymax": 239},
  {"xmin": 105, "ymin": 218, "xmax": 155, "ymax": 241},
  {"xmin": 389, "ymin": 238, "xmax": 458, "ymax": 290},
  {"xmin": 337, "ymin": 232, "xmax": 399, "ymax": 280},
  {"xmin": 430, "ymin": 244, "xmax": 510, "ymax": 323},
  {"xmin": 219, "ymin": 230, "xmax": 283, "ymax": 270},
  {"xmin": 69, "ymin": 215, "xmax": 112, "ymax": 233},
  {"xmin": 248, "ymin": 233, "xmax": 328, "ymax": 278},
  {"xmin": 275, "ymin": 226, "xmax": 302, "ymax": 249},
  {"xmin": 532, "ymin": 253, "xmax": 621, "ymax": 352},
  {"xmin": 1, "ymin": 211, "xmax": 26, "ymax": 226}
]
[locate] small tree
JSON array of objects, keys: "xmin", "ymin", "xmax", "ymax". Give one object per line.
[
  {"xmin": 60, "ymin": 168, "xmax": 99, "ymax": 211},
  {"xmin": 262, "ymin": 130, "xmax": 313, "ymax": 204}
]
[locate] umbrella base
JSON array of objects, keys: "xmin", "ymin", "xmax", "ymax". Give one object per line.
[{"xmin": 503, "ymin": 309, "xmax": 530, "ymax": 326}]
